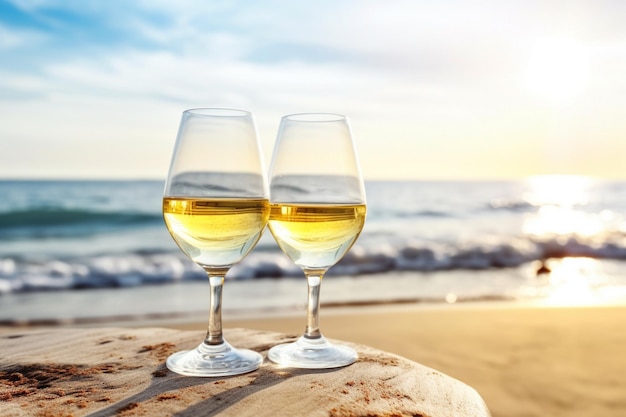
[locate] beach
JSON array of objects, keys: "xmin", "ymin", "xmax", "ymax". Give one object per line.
[
  {"xmin": 2, "ymin": 179, "xmax": 626, "ymax": 415},
  {"xmin": 156, "ymin": 302, "xmax": 626, "ymax": 417},
  {"xmin": 2, "ymin": 294, "xmax": 626, "ymax": 416}
]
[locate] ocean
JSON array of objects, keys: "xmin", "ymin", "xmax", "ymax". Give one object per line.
[{"xmin": 1, "ymin": 177, "xmax": 625, "ymax": 324}]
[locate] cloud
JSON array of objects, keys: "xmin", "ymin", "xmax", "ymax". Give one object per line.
[
  {"xmin": 0, "ymin": 23, "xmax": 47, "ymax": 50},
  {"xmin": 1, "ymin": 0, "xmax": 626, "ymax": 179}
]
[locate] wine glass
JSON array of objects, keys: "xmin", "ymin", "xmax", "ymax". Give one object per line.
[
  {"xmin": 267, "ymin": 113, "xmax": 367, "ymax": 368},
  {"xmin": 162, "ymin": 108, "xmax": 269, "ymax": 376}
]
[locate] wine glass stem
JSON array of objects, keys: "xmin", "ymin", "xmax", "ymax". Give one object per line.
[
  {"xmin": 304, "ymin": 273, "xmax": 324, "ymax": 339},
  {"xmin": 205, "ymin": 274, "xmax": 225, "ymax": 345}
]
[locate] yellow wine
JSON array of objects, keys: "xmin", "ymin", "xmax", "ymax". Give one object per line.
[
  {"xmin": 163, "ymin": 197, "xmax": 269, "ymax": 269},
  {"xmin": 268, "ymin": 203, "xmax": 366, "ymax": 272}
]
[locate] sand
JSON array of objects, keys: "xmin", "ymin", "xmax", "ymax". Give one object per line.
[
  {"xmin": 0, "ymin": 326, "xmax": 489, "ymax": 416},
  {"xmin": 2, "ymin": 302, "xmax": 625, "ymax": 416},
  {"xmin": 164, "ymin": 303, "xmax": 626, "ymax": 417}
]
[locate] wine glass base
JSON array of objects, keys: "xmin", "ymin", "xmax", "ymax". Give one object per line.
[
  {"xmin": 268, "ymin": 334, "xmax": 357, "ymax": 369},
  {"xmin": 166, "ymin": 340, "xmax": 263, "ymax": 377}
]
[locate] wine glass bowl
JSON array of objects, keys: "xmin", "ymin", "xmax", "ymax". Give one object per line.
[
  {"xmin": 162, "ymin": 108, "xmax": 269, "ymax": 376},
  {"xmin": 267, "ymin": 113, "xmax": 366, "ymax": 369}
]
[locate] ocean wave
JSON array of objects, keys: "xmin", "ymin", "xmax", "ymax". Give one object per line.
[
  {"xmin": 367, "ymin": 208, "xmax": 453, "ymax": 221},
  {"xmin": 397, "ymin": 209, "xmax": 451, "ymax": 218},
  {"xmin": 487, "ymin": 198, "xmax": 535, "ymax": 212},
  {"xmin": 0, "ymin": 208, "xmax": 163, "ymax": 238},
  {"xmin": 1, "ymin": 235, "xmax": 625, "ymax": 294}
]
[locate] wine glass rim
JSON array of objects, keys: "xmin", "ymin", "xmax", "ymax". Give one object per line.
[
  {"xmin": 184, "ymin": 108, "xmax": 252, "ymax": 117},
  {"xmin": 283, "ymin": 113, "xmax": 346, "ymax": 122}
]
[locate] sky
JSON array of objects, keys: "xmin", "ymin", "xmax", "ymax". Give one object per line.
[{"xmin": 1, "ymin": 0, "xmax": 625, "ymax": 181}]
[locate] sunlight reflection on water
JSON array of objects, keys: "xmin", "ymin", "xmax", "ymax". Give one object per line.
[
  {"xmin": 519, "ymin": 176, "xmax": 626, "ymax": 307},
  {"xmin": 529, "ymin": 257, "xmax": 626, "ymax": 307},
  {"xmin": 542, "ymin": 257, "xmax": 602, "ymax": 306},
  {"xmin": 522, "ymin": 175, "xmax": 604, "ymax": 238}
]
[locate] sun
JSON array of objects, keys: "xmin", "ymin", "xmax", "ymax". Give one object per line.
[{"xmin": 524, "ymin": 37, "xmax": 590, "ymax": 103}]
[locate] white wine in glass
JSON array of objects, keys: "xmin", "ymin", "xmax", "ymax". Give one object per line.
[
  {"xmin": 162, "ymin": 108, "xmax": 269, "ymax": 377},
  {"xmin": 267, "ymin": 113, "xmax": 366, "ymax": 369}
]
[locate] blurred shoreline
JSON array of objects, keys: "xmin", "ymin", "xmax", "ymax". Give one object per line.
[
  {"xmin": 2, "ymin": 178, "xmax": 626, "ymax": 293},
  {"xmin": 2, "ymin": 266, "xmax": 626, "ymax": 329},
  {"xmin": 2, "ymin": 178, "xmax": 626, "ymax": 329}
]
